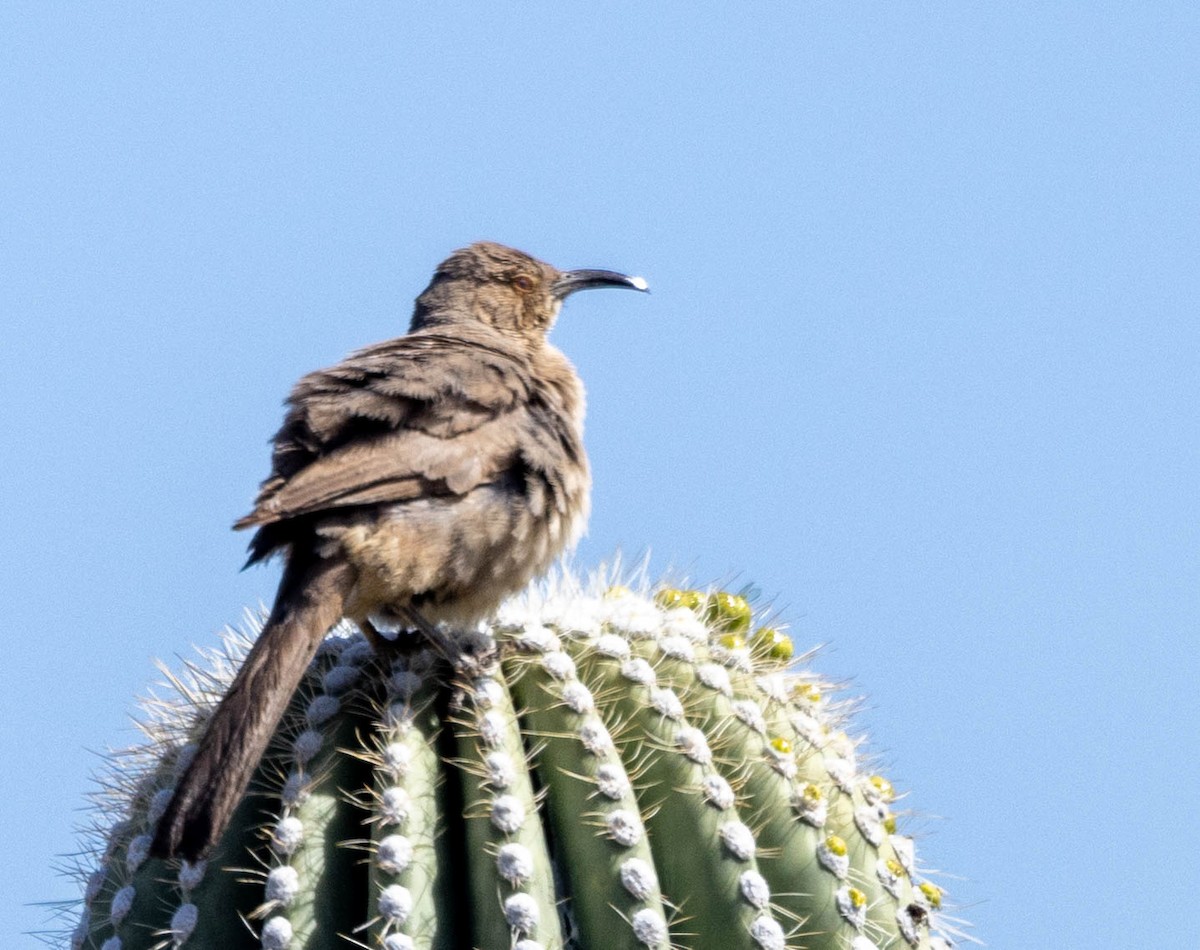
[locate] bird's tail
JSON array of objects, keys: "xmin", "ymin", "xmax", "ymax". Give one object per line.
[{"xmin": 150, "ymin": 550, "xmax": 356, "ymax": 861}]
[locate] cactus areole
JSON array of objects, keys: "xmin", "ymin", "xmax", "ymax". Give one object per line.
[{"xmin": 68, "ymin": 572, "xmax": 957, "ymax": 950}]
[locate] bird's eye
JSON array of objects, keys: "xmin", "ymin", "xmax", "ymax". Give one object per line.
[{"xmin": 512, "ymin": 275, "xmax": 534, "ymax": 292}]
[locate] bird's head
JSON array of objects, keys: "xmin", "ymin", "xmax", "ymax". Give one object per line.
[{"xmin": 412, "ymin": 241, "xmax": 648, "ymax": 337}]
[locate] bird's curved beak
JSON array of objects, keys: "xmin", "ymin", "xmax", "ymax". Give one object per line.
[{"xmin": 552, "ymin": 269, "xmax": 649, "ymax": 299}]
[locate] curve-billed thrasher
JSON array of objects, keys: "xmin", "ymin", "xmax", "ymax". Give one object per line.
[{"xmin": 151, "ymin": 241, "xmax": 647, "ymax": 860}]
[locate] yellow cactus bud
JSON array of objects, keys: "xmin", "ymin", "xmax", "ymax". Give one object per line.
[
  {"xmin": 752, "ymin": 626, "xmax": 794, "ymax": 660},
  {"xmin": 653, "ymin": 588, "xmax": 685, "ymax": 609},
  {"xmin": 704, "ymin": 591, "xmax": 752, "ymax": 631},
  {"xmin": 824, "ymin": 834, "xmax": 848, "ymax": 857},
  {"xmin": 792, "ymin": 681, "xmax": 822, "ymax": 704}
]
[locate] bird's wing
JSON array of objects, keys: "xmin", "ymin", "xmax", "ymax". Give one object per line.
[{"xmin": 236, "ymin": 332, "xmax": 533, "ymax": 530}]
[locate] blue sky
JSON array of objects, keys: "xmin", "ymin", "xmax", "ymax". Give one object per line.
[{"xmin": 3, "ymin": 4, "xmax": 1198, "ymax": 946}]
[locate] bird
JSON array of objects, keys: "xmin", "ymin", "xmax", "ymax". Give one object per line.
[{"xmin": 150, "ymin": 241, "xmax": 648, "ymax": 860}]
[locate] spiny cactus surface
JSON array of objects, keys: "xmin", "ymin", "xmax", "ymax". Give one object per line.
[{"xmin": 65, "ymin": 571, "xmax": 959, "ymax": 950}]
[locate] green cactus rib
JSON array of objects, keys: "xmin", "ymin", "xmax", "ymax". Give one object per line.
[
  {"xmin": 504, "ymin": 645, "xmax": 670, "ymax": 950},
  {"xmin": 365, "ymin": 656, "xmax": 459, "ymax": 950},
  {"xmin": 508, "ymin": 632, "xmax": 776, "ymax": 948},
  {"xmin": 648, "ymin": 636, "xmax": 853, "ymax": 940},
  {"xmin": 66, "ymin": 577, "xmax": 954, "ymax": 950},
  {"xmin": 454, "ymin": 659, "xmax": 565, "ymax": 949}
]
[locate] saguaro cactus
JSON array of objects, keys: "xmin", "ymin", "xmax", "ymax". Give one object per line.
[{"xmin": 66, "ymin": 572, "xmax": 957, "ymax": 950}]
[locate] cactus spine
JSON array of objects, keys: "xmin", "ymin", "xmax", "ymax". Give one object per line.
[{"xmin": 67, "ymin": 573, "xmax": 956, "ymax": 950}]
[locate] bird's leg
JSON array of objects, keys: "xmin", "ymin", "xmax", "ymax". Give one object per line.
[
  {"xmin": 392, "ymin": 606, "xmax": 501, "ymax": 715},
  {"xmin": 392, "ymin": 605, "xmax": 497, "ymax": 677},
  {"xmin": 356, "ymin": 617, "xmax": 396, "ymax": 655},
  {"xmin": 391, "ymin": 606, "xmax": 460, "ymax": 663}
]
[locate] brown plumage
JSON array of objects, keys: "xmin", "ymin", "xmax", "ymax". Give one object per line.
[{"xmin": 151, "ymin": 241, "xmax": 647, "ymax": 860}]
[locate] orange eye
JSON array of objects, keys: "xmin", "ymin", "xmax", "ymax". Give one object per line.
[{"xmin": 512, "ymin": 275, "xmax": 534, "ymax": 292}]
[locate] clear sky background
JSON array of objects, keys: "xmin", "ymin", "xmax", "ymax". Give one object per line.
[{"xmin": 3, "ymin": 4, "xmax": 1197, "ymax": 947}]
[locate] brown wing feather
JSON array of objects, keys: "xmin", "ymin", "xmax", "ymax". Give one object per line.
[
  {"xmin": 237, "ymin": 415, "xmax": 523, "ymax": 526},
  {"xmin": 236, "ymin": 328, "xmax": 533, "ymax": 543}
]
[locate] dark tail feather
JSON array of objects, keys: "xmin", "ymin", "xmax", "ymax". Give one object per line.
[{"xmin": 150, "ymin": 551, "xmax": 355, "ymax": 860}]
